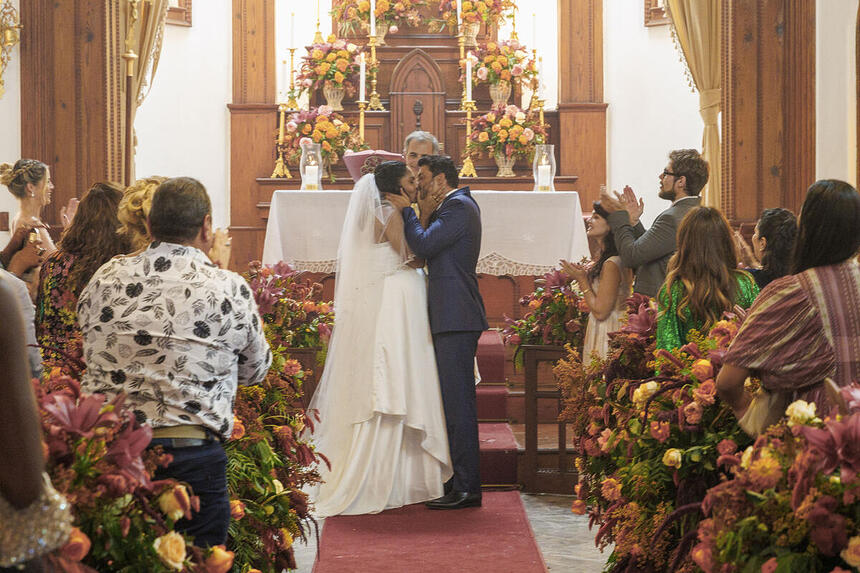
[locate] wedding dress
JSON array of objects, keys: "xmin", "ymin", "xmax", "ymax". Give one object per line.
[
  {"xmin": 308, "ymin": 174, "xmax": 452, "ymax": 517},
  {"xmin": 581, "ymin": 256, "xmax": 632, "ymax": 360}
]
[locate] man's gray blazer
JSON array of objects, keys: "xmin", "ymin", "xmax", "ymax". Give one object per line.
[{"xmin": 606, "ymin": 196, "xmax": 702, "ymax": 298}]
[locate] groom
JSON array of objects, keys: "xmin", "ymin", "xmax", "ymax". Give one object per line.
[{"xmin": 389, "ymin": 155, "xmax": 488, "ymax": 510}]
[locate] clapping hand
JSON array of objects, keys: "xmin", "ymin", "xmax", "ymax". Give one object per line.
[
  {"xmin": 559, "ymin": 259, "xmax": 589, "ymax": 288},
  {"xmin": 209, "ymin": 228, "xmax": 232, "ymax": 269},
  {"xmin": 733, "ymin": 230, "xmax": 759, "ymax": 268},
  {"xmin": 615, "ymin": 185, "xmax": 644, "ymax": 225},
  {"xmin": 61, "ymin": 197, "xmax": 80, "ymax": 229}
]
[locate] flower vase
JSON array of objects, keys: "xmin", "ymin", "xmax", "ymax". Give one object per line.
[
  {"xmin": 494, "ymin": 152, "xmax": 516, "ymax": 177},
  {"xmin": 489, "ymin": 81, "xmax": 512, "ymax": 107},
  {"xmin": 323, "ymin": 84, "xmax": 345, "ymax": 111},
  {"xmin": 463, "ymin": 21, "xmax": 480, "ymax": 47}
]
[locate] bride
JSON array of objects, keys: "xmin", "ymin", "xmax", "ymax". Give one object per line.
[{"xmin": 308, "ymin": 161, "xmax": 452, "ymax": 516}]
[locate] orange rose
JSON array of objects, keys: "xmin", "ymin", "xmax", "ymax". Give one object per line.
[
  {"xmin": 312, "ymin": 131, "xmax": 324, "ymax": 143},
  {"xmin": 478, "ymin": 132, "xmax": 489, "ymax": 142},
  {"xmin": 491, "ymin": 61, "xmax": 503, "ymax": 73},
  {"xmin": 60, "ymin": 527, "xmax": 91, "ymax": 562},
  {"xmin": 322, "ymin": 141, "xmax": 333, "ymax": 152},
  {"xmin": 333, "ymin": 71, "xmax": 345, "ymax": 84},
  {"xmin": 570, "ymin": 500, "xmax": 587, "ymax": 514},
  {"xmin": 500, "ymin": 69, "xmax": 511, "ymax": 81},
  {"xmin": 518, "ymin": 135, "xmax": 528, "ymax": 145},
  {"xmin": 358, "ymin": 0, "xmax": 370, "ymax": 13},
  {"xmin": 499, "ymin": 117, "xmax": 513, "ymax": 128},
  {"xmin": 311, "ymin": 49, "xmax": 324, "ymax": 60},
  {"xmin": 202, "ymin": 545, "xmax": 234, "ymax": 573},
  {"xmin": 325, "ymin": 52, "xmax": 337, "ymax": 63},
  {"xmin": 336, "ymin": 59, "xmax": 349, "ymax": 72},
  {"xmin": 339, "ymin": 123, "xmax": 350, "ymax": 133},
  {"xmin": 159, "ymin": 484, "xmax": 193, "ymax": 521},
  {"xmin": 230, "ymin": 499, "xmax": 246, "ymax": 520},
  {"xmin": 483, "ymin": 55, "xmax": 495, "ymax": 64},
  {"xmin": 153, "ymin": 531, "xmax": 186, "ymax": 571},
  {"xmin": 326, "ymin": 128, "xmax": 339, "ymax": 139},
  {"xmin": 498, "ymin": 129, "xmax": 508, "ymax": 140},
  {"xmin": 230, "ymin": 417, "xmax": 245, "ymax": 440},
  {"xmin": 302, "ymin": 124, "xmax": 312, "ymax": 134},
  {"xmin": 486, "ymin": 42, "xmax": 497, "ymax": 52},
  {"xmin": 338, "ymin": 50, "xmax": 349, "ymax": 59},
  {"xmin": 491, "ymin": 123, "xmax": 501, "ymax": 132}
]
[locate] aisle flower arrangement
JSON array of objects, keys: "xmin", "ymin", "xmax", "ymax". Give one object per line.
[
  {"xmin": 501, "ymin": 268, "xmax": 588, "ymax": 367},
  {"xmin": 331, "ymin": 0, "xmax": 425, "ymax": 36},
  {"xmin": 280, "ymin": 106, "xmax": 367, "ymax": 179},
  {"xmin": 692, "ymin": 386, "xmax": 860, "ymax": 572},
  {"xmin": 472, "ymin": 39, "xmax": 537, "ymax": 88},
  {"xmin": 557, "ymin": 301, "xmax": 754, "ymax": 571},
  {"xmin": 465, "ymin": 104, "xmax": 547, "ymax": 160},
  {"xmin": 296, "ymin": 37, "xmax": 363, "ymax": 98},
  {"xmin": 35, "ymin": 370, "xmax": 224, "ymax": 572}
]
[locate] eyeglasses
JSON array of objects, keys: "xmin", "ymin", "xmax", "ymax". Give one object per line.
[{"xmin": 661, "ymin": 169, "xmax": 678, "ymax": 178}]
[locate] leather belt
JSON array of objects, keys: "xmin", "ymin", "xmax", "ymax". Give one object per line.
[{"xmin": 150, "ymin": 425, "xmax": 222, "ymax": 448}]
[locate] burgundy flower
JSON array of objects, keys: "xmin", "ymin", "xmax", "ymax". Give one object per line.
[
  {"xmin": 43, "ymin": 392, "xmax": 120, "ymax": 438},
  {"xmin": 806, "ymin": 495, "xmax": 848, "ymax": 556}
]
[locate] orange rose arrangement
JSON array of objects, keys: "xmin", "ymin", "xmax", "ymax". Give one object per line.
[
  {"xmin": 332, "ymin": 0, "xmax": 425, "ymax": 37},
  {"xmin": 473, "ymin": 39, "xmax": 537, "ymax": 88},
  {"xmin": 466, "ymin": 104, "xmax": 547, "ymax": 159},
  {"xmin": 296, "ymin": 35, "xmax": 363, "ymax": 97},
  {"xmin": 438, "ymin": 0, "xmax": 514, "ymax": 28},
  {"xmin": 281, "ymin": 106, "xmax": 368, "ymax": 178}
]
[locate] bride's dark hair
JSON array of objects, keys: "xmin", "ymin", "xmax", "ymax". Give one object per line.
[{"xmin": 374, "ymin": 161, "xmax": 408, "ymax": 197}]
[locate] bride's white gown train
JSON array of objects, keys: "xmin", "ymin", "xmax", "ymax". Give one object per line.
[{"xmin": 308, "ymin": 194, "xmax": 452, "ymax": 516}]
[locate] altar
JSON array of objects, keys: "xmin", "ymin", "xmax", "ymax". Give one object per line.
[{"xmin": 262, "ymin": 189, "xmax": 589, "ymax": 275}]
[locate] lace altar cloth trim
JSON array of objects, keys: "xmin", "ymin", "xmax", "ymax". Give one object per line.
[{"xmin": 289, "ymin": 252, "xmax": 553, "ymax": 276}]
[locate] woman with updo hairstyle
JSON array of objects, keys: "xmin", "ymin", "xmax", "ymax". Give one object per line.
[
  {"xmin": 118, "ymin": 175, "xmax": 166, "ymax": 252},
  {"xmin": 308, "ymin": 161, "xmax": 453, "ymax": 517},
  {"xmin": 735, "ymin": 207, "xmax": 797, "ymax": 289},
  {"xmin": 35, "ymin": 182, "xmax": 130, "ymax": 374}
]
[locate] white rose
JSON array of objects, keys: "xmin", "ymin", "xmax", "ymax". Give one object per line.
[
  {"xmin": 785, "ymin": 399, "xmax": 817, "ymax": 426},
  {"xmin": 515, "ymin": 111, "xmax": 526, "ymax": 122},
  {"xmin": 632, "ymin": 381, "xmax": 659, "ymax": 409},
  {"xmin": 347, "ymin": 43, "xmax": 358, "ymax": 53},
  {"xmin": 153, "ymin": 532, "xmax": 186, "ymax": 571},
  {"xmin": 740, "ymin": 446, "xmax": 754, "ymax": 469},
  {"xmin": 515, "ymin": 50, "xmax": 526, "ymax": 60}
]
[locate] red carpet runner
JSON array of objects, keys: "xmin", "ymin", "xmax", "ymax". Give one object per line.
[{"xmin": 312, "ymin": 491, "xmax": 547, "ymax": 573}]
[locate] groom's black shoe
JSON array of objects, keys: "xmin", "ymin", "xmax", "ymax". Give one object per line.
[{"xmin": 425, "ymin": 491, "xmax": 482, "ymax": 510}]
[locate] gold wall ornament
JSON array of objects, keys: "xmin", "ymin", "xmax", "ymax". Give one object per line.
[{"xmin": 0, "ymin": 0, "xmax": 21, "ymax": 99}]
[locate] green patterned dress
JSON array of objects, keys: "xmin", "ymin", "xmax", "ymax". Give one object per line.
[{"xmin": 656, "ymin": 272, "xmax": 759, "ymax": 350}]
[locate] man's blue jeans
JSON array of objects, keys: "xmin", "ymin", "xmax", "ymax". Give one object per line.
[{"xmin": 150, "ymin": 441, "xmax": 230, "ymax": 547}]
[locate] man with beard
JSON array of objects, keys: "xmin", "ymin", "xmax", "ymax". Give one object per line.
[{"xmin": 599, "ymin": 149, "xmax": 707, "ymax": 297}]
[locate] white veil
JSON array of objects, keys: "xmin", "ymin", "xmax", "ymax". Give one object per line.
[{"xmin": 307, "ymin": 173, "xmax": 407, "ymax": 462}]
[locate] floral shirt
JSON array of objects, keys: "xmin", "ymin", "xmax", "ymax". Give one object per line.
[
  {"xmin": 36, "ymin": 250, "xmax": 84, "ymax": 375},
  {"xmin": 78, "ymin": 242, "xmax": 272, "ymax": 438}
]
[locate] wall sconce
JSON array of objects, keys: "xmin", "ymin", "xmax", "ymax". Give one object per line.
[{"xmin": 0, "ymin": 0, "xmax": 21, "ymax": 98}]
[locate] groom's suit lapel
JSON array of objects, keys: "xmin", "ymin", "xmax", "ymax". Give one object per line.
[{"xmin": 429, "ymin": 187, "xmax": 470, "ymax": 225}]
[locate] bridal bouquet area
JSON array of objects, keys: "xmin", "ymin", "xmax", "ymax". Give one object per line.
[
  {"xmin": 506, "ymin": 271, "xmax": 860, "ymax": 572},
  {"xmin": 33, "ymin": 261, "xmax": 333, "ymax": 573}
]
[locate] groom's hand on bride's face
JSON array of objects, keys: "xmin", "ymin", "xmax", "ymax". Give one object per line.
[{"xmin": 388, "ymin": 190, "xmax": 412, "ymax": 211}]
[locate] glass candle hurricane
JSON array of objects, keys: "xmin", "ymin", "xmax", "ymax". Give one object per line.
[
  {"xmin": 533, "ymin": 144, "xmax": 555, "ymax": 192},
  {"xmin": 300, "ymin": 141, "xmax": 323, "ymax": 190}
]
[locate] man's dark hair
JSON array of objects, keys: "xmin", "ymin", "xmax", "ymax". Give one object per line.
[
  {"xmin": 793, "ymin": 179, "xmax": 860, "ymax": 273},
  {"xmin": 374, "ymin": 160, "xmax": 408, "ymax": 196},
  {"xmin": 418, "ymin": 155, "xmax": 459, "ymax": 190},
  {"xmin": 668, "ymin": 149, "xmax": 709, "ymax": 196},
  {"xmin": 149, "ymin": 177, "xmax": 211, "ymax": 244}
]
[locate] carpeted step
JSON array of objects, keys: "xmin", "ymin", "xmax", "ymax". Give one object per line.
[
  {"xmin": 476, "ymin": 330, "xmax": 505, "ymax": 384},
  {"xmin": 479, "ymin": 422, "xmax": 518, "ymax": 486},
  {"xmin": 313, "ymin": 491, "xmax": 547, "ymax": 573},
  {"xmin": 476, "ymin": 385, "xmax": 508, "ymax": 421}
]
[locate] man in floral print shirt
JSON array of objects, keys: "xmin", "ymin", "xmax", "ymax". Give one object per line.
[{"xmin": 78, "ymin": 177, "xmax": 271, "ymax": 546}]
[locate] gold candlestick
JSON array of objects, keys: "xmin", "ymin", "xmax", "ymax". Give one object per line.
[
  {"xmin": 510, "ymin": 7, "xmax": 518, "ymax": 42},
  {"xmin": 313, "ymin": 0, "xmax": 324, "ymax": 44},
  {"xmin": 287, "ymin": 48, "xmax": 300, "ymax": 110},
  {"xmin": 534, "ymin": 97, "xmax": 546, "ymax": 131},
  {"xmin": 271, "ymin": 103, "xmax": 292, "ymax": 178},
  {"xmin": 368, "ymin": 34, "xmax": 385, "ymax": 111},
  {"xmin": 357, "ymin": 100, "xmax": 367, "ymax": 142},
  {"xmin": 459, "ymin": 99, "xmax": 477, "ymax": 178}
]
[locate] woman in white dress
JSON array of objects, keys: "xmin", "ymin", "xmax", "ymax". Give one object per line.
[
  {"xmin": 308, "ymin": 161, "xmax": 452, "ymax": 517},
  {"xmin": 562, "ymin": 201, "xmax": 633, "ymax": 360}
]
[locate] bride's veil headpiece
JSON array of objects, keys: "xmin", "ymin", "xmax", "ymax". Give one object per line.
[{"xmin": 307, "ymin": 173, "xmax": 401, "ymax": 459}]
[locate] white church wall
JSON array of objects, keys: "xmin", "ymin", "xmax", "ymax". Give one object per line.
[
  {"xmin": 603, "ymin": 0, "xmax": 702, "ymax": 227},
  {"xmin": 134, "ymin": 0, "xmax": 233, "ymax": 228},
  {"xmin": 0, "ymin": 0, "xmax": 21, "ymax": 245},
  {"xmin": 816, "ymin": 0, "xmax": 858, "ymax": 187}
]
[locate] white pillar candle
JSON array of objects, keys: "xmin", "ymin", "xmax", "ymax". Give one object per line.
[
  {"xmin": 370, "ymin": 0, "xmax": 376, "ymax": 36},
  {"xmin": 532, "ymin": 12, "xmax": 537, "ymax": 50},
  {"xmin": 290, "ymin": 11, "xmax": 296, "ymax": 49},
  {"xmin": 465, "ymin": 54, "xmax": 472, "ymax": 100},
  {"xmin": 359, "ymin": 53, "xmax": 366, "ymax": 101},
  {"xmin": 457, "ymin": 0, "xmax": 462, "ymax": 32},
  {"xmin": 537, "ymin": 165, "xmax": 551, "ymax": 191},
  {"xmin": 305, "ymin": 165, "xmax": 319, "ymax": 189}
]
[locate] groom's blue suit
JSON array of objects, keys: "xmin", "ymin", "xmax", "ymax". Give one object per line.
[{"xmin": 402, "ymin": 186, "xmax": 488, "ymax": 494}]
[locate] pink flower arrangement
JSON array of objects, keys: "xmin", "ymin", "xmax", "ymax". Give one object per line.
[{"xmin": 466, "ymin": 104, "xmax": 547, "ymax": 160}]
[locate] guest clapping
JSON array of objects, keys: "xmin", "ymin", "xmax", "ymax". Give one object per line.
[
  {"xmin": 656, "ymin": 207, "xmax": 759, "ymax": 350},
  {"xmin": 734, "ymin": 207, "xmax": 797, "ymax": 289},
  {"xmin": 717, "ymin": 180, "xmax": 860, "ymax": 434},
  {"xmin": 561, "ymin": 201, "xmax": 632, "ymax": 359},
  {"xmin": 35, "ymin": 182, "xmax": 130, "ymax": 374}
]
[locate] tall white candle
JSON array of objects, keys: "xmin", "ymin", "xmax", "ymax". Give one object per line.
[
  {"xmin": 537, "ymin": 165, "xmax": 551, "ymax": 191},
  {"xmin": 290, "ymin": 12, "xmax": 296, "ymax": 49},
  {"xmin": 305, "ymin": 165, "xmax": 319, "ymax": 189},
  {"xmin": 532, "ymin": 12, "xmax": 537, "ymax": 50},
  {"xmin": 465, "ymin": 54, "xmax": 472, "ymax": 101},
  {"xmin": 370, "ymin": 0, "xmax": 376, "ymax": 36},
  {"xmin": 359, "ymin": 53, "xmax": 366, "ymax": 101},
  {"xmin": 457, "ymin": 0, "xmax": 462, "ymax": 31}
]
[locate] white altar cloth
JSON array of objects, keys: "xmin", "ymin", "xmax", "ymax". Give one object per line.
[{"xmin": 262, "ymin": 190, "xmax": 589, "ymax": 276}]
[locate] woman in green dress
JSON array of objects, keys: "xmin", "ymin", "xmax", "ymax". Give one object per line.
[{"xmin": 656, "ymin": 207, "xmax": 759, "ymax": 350}]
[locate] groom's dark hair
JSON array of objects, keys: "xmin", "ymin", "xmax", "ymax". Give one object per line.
[
  {"xmin": 374, "ymin": 161, "xmax": 409, "ymax": 196},
  {"xmin": 418, "ymin": 155, "xmax": 459, "ymax": 190}
]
